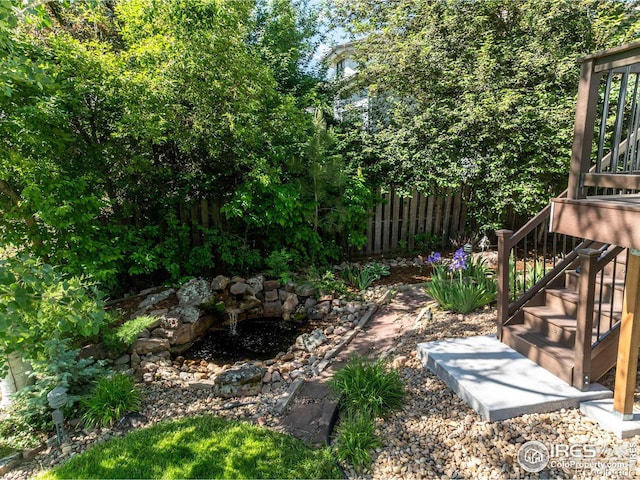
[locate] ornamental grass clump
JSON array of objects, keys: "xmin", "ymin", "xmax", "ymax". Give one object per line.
[
  {"xmin": 425, "ymin": 248, "xmax": 497, "ymax": 314},
  {"xmin": 82, "ymin": 373, "xmax": 141, "ymax": 428},
  {"xmin": 330, "ymin": 356, "xmax": 404, "ymax": 471}
]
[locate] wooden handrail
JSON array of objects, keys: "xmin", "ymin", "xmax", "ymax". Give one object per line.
[{"xmin": 595, "ymin": 245, "xmax": 626, "ymax": 269}]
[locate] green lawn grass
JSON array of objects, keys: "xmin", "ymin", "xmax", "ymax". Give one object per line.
[{"xmin": 37, "ymin": 415, "xmax": 341, "ymax": 479}]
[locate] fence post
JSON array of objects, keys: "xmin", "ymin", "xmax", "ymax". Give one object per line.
[
  {"xmin": 496, "ymin": 229, "xmax": 513, "ymax": 341},
  {"xmin": 574, "ymin": 248, "xmax": 600, "ymax": 390}
]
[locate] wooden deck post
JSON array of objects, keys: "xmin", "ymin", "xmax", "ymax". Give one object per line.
[
  {"xmin": 574, "ymin": 249, "xmax": 600, "ymax": 390},
  {"xmin": 567, "ymin": 58, "xmax": 601, "ymax": 200},
  {"xmin": 496, "ymin": 229, "xmax": 513, "ymax": 341},
  {"xmin": 613, "ymin": 249, "xmax": 640, "ymax": 419}
]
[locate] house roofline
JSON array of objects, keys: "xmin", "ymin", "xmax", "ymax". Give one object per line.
[{"xmin": 321, "ymin": 40, "xmax": 357, "ymax": 64}]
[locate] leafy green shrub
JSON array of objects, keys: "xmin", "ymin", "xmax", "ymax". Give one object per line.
[
  {"xmin": 414, "ymin": 232, "xmax": 441, "ymax": 253},
  {"xmin": 82, "ymin": 373, "xmax": 142, "ymax": 428},
  {"xmin": 0, "ymin": 255, "xmax": 108, "ymax": 377},
  {"xmin": 308, "ymin": 270, "xmax": 349, "ymax": 298},
  {"xmin": 425, "ymin": 249, "xmax": 497, "ymax": 314},
  {"xmin": 103, "ymin": 316, "xmax": 157, "ymax": 356},
  {"xmin": 330, "ymin": 356, "xmax": 404, "ymax": 419},
  {"xmin": 6, "ymin": 338, "xmax": 106, "ymax": 432},
  {"xmin": 334, "ymin": 412, "xmax": 381, "ymax": 471},
  {"xmin": 265, "ymin": 248, "xmax": 295, "ymax": 284}
]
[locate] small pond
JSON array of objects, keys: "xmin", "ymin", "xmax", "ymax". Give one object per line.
[{"xmin": 181, "ymin": 317, "xmax": 313, "ymax": 364}]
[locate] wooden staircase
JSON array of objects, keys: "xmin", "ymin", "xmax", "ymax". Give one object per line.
[
  {"xmin": 501, "ymin": 248, "xmax": 626, "ymax": 389},
  {"xmin": 497, "ymin": 42, "xmax": 640, "ymax": 417}
]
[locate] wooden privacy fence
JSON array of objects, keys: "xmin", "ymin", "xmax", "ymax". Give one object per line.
[
  {"xmin": 363, "ymin": 186, "xmax": 468, "ymax": 255},
  {"xmin": 174, "ymin": 187, "xmax": 468, "ymax": 255}
]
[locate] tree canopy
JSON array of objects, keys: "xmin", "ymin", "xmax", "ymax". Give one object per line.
[
  {"xmin": 329, "ymin": 0, "xmax": 640, "ymax": 231},
  {"xmin": 0, "ymin": 0, "xmax": 371, "ymax": 292}
]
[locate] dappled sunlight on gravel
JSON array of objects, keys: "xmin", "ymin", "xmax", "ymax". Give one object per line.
[{"xmin": 348, "ymin": 308, "xmax": 640, "ymax": 480}]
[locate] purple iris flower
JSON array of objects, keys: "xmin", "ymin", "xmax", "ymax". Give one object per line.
[
  {"xmin": 449, "ymin": 248, "xmax": 468, "ymax": 272},
  {"xmin": 427, "ymin": 252, "xmax": 442, "ymax": 264}
]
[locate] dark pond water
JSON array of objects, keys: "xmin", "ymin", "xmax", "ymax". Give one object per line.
[{"xmin": 181, "ymin": 317, "xmax": 312, "ymax": 363}]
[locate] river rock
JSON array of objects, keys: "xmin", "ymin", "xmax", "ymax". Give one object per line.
[
  {"xmin": 246, "ymin": 275, "xmax": 264, "ymax": 294},
  {"xmin": 213, "ymin": 364, "xmax": 266, "ymax": 398},
  {"xmin": 211, "ymin": 275, "xmax": 230, "ymax": 291},
  {"xmin": 161, "ymin": 314, "xmax": 182, "ymax": 330},
  {"xmin": 264, "ymin": 289, "xmax": 279, "ymax": 302},
  {"xmin": 263, "ymin": 280, "xmax": 281, "ymax": 291},
  {"xmin": 230, "ymin": 282, "xmax": 252, "ymax": 296},
  {"xmin": 239, "ymin": 295, "xmax": 261, "ymax": 311},
  {"xmin": 177, "ymin": 278, "xmax": 213, "ymax": 307},
  {"xmin": 295, "ymin": 283, "xmax": 316, "ymax": 297},
  {"xmin": 263, "ymin": 300, "xmax": 283, "ymax": 317},
  {"xmin": 307, "ymin": 300, "xmax": 331, "ymax": 320},
  {"xmin": 171, "ymin": 305, "xmax": 200, "ymax": 324},
  {"xmin": 170, "ymin": 323, "xmax": 194, "ymax": 345},
  {"xmin": 295, "ymin": 329, "xmax": 327, "ymax": 352},
  {"xmin": 282, "ymin": 295, "xmax": 300, "ymax": 320},
  {"xmin": 114, "ymin": 354, "xmax": 130, "ymax": 366}
]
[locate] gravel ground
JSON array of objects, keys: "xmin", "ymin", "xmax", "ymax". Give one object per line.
[
  {"xmin": 4, "ymin": 284, "xmax": 640, "ymax": 479},
  {"xmin": 349, "ymin": 307, "xmax": 640, "ymax": 480}
]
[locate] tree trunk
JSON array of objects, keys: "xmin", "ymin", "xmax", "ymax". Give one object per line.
[{"xmin": 0, "ymin": 352, "xmax": 33, "ymax": 408}]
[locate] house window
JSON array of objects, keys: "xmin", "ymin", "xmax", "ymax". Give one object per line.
[{"xmin": 336, "ymin": 59, "xmax": 345, "ymax": 79}]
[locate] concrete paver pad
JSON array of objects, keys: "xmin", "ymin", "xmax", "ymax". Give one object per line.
[{"xmin": 417, "ymin": 335, "xmax": 612, "ymax": 421}]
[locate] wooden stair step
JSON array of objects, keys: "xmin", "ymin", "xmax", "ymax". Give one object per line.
[
  {"xmin": 565, "ymin": 271, "xmax": 626, "ymax": 304},
  {"xmin": 524, "ymin": 305, "xmax": 577, "ymax": 328},
  {"xmin": 566, "ymin": 270, "xmax": 625, "ymax": 289},
  {"xmin": 545, "ymin": 287, "xmax": 622, "ymax": 325},
  {"xmin": 502, "ymin": 324, "xmax": 574, "ymax": 385},
  {"xmin": 545, "ymin": 288, "xmax": 579, "ymax": 316}
]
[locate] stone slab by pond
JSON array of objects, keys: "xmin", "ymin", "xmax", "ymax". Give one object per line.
[
  {"xmin": 213, "ymin": 363, "xmax": 266, "ymax": 398},
  {"xmin": 417, "ymin": 335, "xmax": 612, "ymax": 422}
]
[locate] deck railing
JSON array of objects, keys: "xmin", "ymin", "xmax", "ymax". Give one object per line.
[
  {"xmin": 496, "ymin": 218, "xmax": 588, "ymax": 340},
  {"xmin": 568, "ymin": 42, "xmax": 640, "ymax": 199}
]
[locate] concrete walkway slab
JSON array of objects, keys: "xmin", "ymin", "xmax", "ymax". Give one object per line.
[
  {"xmin": 580, "ymin": 399, "xmax": 640, "ymax": 439},
  {"xmin": 417, "ymin": 335, "xmax": 612, "ymax": 422}
]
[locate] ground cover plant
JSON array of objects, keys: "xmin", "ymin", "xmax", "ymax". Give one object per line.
[
  {"xmin": 36, "ymin": 415, "xmax": 341, "ymax": 480},
  {"xmin": 341, "ymin": 262, "xmax": 390, "ymax": 290},
  {"xmin": 330, "ymin": 356, "xmax": 404, "ymax": 470},
  {"xmin": 102, "ymin": 315, "xmax": 158, "ymax": 356}
]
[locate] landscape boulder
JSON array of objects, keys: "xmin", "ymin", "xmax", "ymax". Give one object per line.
[
  {"xmin": 213, "ymin": 363, "xmax": 265, "ymax": 398},
  {"xmin": 177, "ymin": 278, "xmax": 213, "ymax": 307}
]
